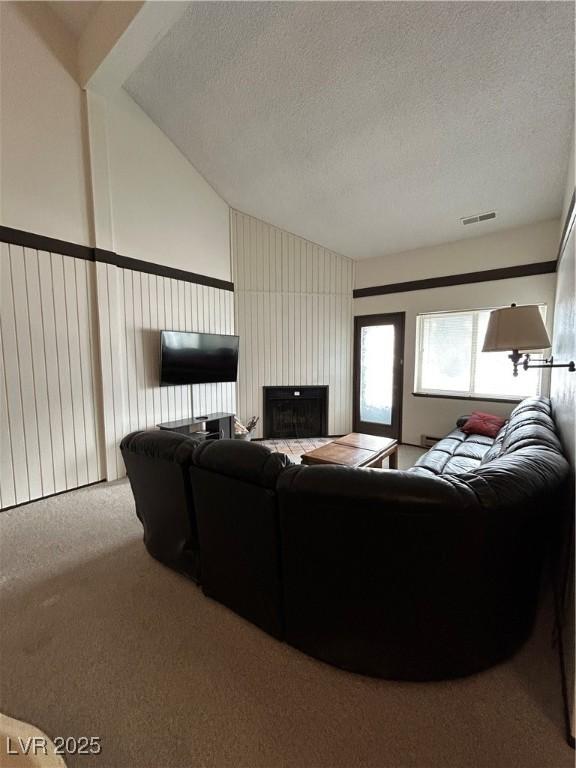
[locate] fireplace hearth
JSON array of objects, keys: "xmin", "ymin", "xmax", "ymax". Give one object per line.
[{"xmin": 263, "ymin": 386, "xmax": 328, "ymax": 439}]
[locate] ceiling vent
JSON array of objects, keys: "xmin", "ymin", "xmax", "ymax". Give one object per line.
[{"xmin": 460, "ymin": 211, "xmax": 497, "ymax": 226}]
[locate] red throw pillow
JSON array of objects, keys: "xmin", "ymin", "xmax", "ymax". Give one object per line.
[{"xmin": 461, "ymin": 411, "xmax": 506, "ymax": 439}]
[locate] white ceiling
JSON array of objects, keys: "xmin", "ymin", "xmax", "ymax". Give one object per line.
[
  {"xmin": 125, "ymin": 1, "xmax": 574, "ymax": 260},
  {"xmin": 49, "ymin": 1, "xmax": 101, "ymax": 39}
]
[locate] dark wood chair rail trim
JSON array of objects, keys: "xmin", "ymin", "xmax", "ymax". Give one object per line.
[
  {"xmin": 93, "ymin": 248, "xmax": 234, "ymax": 291},
  {"xmin": 0, "ymin": 226, "xmax": 234, "ymax": 292},
  {"xmin": 0, "ymin": 225, "xmax": 94, "ymax": 261},
  {"xmin": 412, "ymin": 392, "xmax": 522, "ymax": 405},
  {"xmin": 353, "ymin": 261, "xmax": 557, "ymax": 298}
]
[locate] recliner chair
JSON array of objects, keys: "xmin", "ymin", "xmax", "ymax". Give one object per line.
[{"xmin": 121, "ymin": 430, "xmax": 201, "ymax": 581}]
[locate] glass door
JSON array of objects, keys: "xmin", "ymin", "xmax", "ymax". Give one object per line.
[{"xmin": 353, "ymin": 313, "xmax": 405, "ymax": 439}]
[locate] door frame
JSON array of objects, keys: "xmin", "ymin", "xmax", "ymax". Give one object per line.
[{"xmin": 353, "ymin": 312, "xmax": 405, "ymax": 441}]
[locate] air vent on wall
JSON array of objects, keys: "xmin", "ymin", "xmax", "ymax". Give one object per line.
[{"xmin": 460, "ymin": 211, "xmax": 497, "ymax": 225}]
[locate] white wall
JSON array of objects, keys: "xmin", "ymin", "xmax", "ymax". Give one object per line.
[
  {"xmin": 89, "ymin": 88, "xmax": 231, "ymax": 280},
  {"xmin": 355, "ymin": 218, "xmax": 560, "ymax": 289},
  {"xmin": 0, "ymin": 2, "xmax": 92, "ymax": 246},
  {"xmin": 232, "ymin": 211, "xmax": 354, "ymax": 438},
  {"xmin": 354, "ymin": 221, "xmax": 560, "ymax": 445}
]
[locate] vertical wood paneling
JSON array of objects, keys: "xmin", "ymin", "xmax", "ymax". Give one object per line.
[
  {"xmin": 1, "ymin": 243, "xmax": 28, "ymax": 504},
  {"xmin": 1, "ymin": 246, "xmax": 104, "ymax": 508},
  {"xmin": 95, "ymin": 261, "xmax": 116, "ymax": 483},
  {"xmin": 64, "ymin": 256, "xmax": 88, "ymax": 487},
  {"xmin": 51, "ymin": 253, "xmax": 77, "ymax": 488},
  {"xmin": 231, "ymin": 210, "xmax": 354, "ymax": 438},
  {"xmin": 109, "ymin": 266, "xmax": 129, "ymax": 477},
  {"xmin": 24, "ymin": 249, "xmax": 54, "ymax": 497},
  {"xmin": 0, "ymin": 322, "xmax": 16, "ymax": 508},
  {"xmin": 95, "ymin": 263, "xmax": 236, "ymax": 481},
  {"xmin": 10, "ymin": 246, "xmax": 43, "ymax": 499},
  {"xmin": 77, "ymin": 259, "xmax": 101, "ymax": 483},
  {"xmin": 41, "ymin": 253, "xmax": 67, "ymax": 492}
]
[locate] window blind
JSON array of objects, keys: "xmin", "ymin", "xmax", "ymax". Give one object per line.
[{"xmin": 415, "ymin": 306, "xmax": 545, "ymax": 399}]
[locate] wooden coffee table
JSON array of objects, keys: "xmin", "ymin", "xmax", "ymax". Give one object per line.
[{"xmin": 301, "ymin": 433, "xmax": 398, "ymax": 469}]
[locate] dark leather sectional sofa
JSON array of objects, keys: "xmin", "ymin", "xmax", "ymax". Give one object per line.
[{"xmin": 121, "ymin": 396, "xmax": 569, "ymax": 681}]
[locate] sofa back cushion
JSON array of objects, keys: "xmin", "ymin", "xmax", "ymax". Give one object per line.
[
  {"xmin": 500, "ymin": 397, "xmax": 562, "ymax": 456},
  {"xmin": 193, "ymin": 439, "xmax": 289, "ymax": 488},
  {"xmin": 510, "ymin": 396, "xmax": 553, "ymax": 418},
  {"xmin": 460, "ymin": 445, "xmax": 568, "ymax": 510},
  {"xmin": 190, "ymin": 440, "xmax": 291, "ymax": 638}
]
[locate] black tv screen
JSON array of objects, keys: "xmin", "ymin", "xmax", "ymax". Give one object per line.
[{"xmin": 160, "ymin": 330, "xmax": 239, "ymax": 386}]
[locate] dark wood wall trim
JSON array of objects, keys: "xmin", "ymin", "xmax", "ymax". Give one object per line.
[
  {"xmin": 0, "ymin": 225, "xmax": 94, "ymax": 261},
  {"xmin": 93, "ymin": 248, "xmax": 233, "ymax": 291},
  {"xmin": 412, "ymin": 392, "xmax": 522, "ymax": 405},
  {"xmin": 353, "ymin": 261, "xmax": 557, "ymax": 299},
  {"xmin": 0, "ymin": 226, "xmax": 234, "ymax": 292}
]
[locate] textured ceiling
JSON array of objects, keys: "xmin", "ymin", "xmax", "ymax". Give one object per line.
[
  {"xmin": 49, "ymin": 1, "xmax": 101, "ymax": 38},
  {"xmin": 125, "ymin": 1, "xmax": 574, "ymax": 260}
]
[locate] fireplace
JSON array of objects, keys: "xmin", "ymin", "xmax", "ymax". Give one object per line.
[{"xmin": 263, "ymin": 386, "xmax": 328, "ymax": 438}]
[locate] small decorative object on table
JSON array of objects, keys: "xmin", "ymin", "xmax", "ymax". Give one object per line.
[{"xmin": 234, "ymin": 416, "xmax": 259, "ymax": 440}]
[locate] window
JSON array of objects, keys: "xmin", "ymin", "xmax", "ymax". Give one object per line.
[{"xmin": 414, "ymin": 306, "xmax": 546, "ymax": 400}]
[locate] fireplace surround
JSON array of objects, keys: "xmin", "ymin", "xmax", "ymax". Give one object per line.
[{"xmin": 263, "ymin": 386, "xmax": 328, "ymax": 438}]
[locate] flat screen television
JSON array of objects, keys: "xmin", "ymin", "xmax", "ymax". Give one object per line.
[{"xmin": 160, "ymin": 330, "xmax": 239, "ymax": 386}]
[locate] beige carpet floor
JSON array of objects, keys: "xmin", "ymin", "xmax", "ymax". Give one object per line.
[{"xmin": 0, "ymin": 451, "xmax": 572, "ymax": 768}]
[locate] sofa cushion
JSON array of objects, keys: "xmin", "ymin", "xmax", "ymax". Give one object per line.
[
  {"xmin": 457, "ymin": 446, "xmax": 569, "ymax": 510},
  {"xmin": 510, "ymin": 397, "xmax": 552, "ymax": 418},
  {"xmin": 411, "ymin": 429, "xmax": 492, "ymax": 476},
  {"xmin": 442, "ymin": 455, "xmax": 484, "ymax": 474},
  {"xmin": 501, "ymin": 422, "xmax": 563, "ymax": 455},
  {"xmin": 500, "ymin": 398, "xmax": 560, "ymax": 456},
  {"xmin": 193, "ymin": 438, "xmax": 292, "ymax": 488},
  {"xmin": 505, "ymin": 409, "xmax": 556, "ymax": 436},
  {"xmin": 461, "ymin": 411, "xmax": 507, "ymax": 439},
  {"xmin": 453, "ymin": 434, "xmax": 494, "ymax": 457},
  {"xmin": 480, "ymin": 426, "xmax": 506, "ymax": 464}
]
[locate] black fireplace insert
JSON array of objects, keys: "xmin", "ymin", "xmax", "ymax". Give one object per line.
[{"xmin": 263, "ymin": 386, "xmax": 328, "ymax": 439}]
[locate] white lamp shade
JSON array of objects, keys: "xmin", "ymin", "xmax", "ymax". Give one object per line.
[{"xmin": 482, "ymin": 305, "xmax": 551, "ymax": 352}]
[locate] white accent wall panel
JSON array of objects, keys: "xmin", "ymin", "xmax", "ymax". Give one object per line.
[
  {"xmin": 96, "ymin": 263, "xmax": 236, "ymax": 480},
  {"xmin": 0, "ymin": 244, "xmax": 104, "ymax": 508},
  {"xmin": 232, "ymin": 211, "xmax": 354, "ymax": 438}
]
